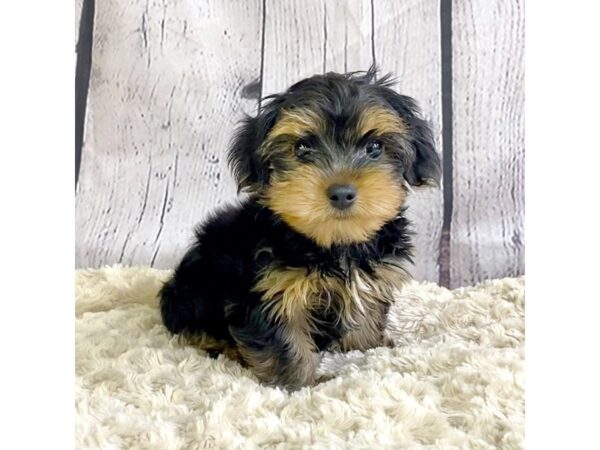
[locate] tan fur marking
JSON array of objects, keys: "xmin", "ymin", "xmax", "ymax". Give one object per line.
[
  {"xmin": 253, "ymin": 267, "xmax": 320, "ymax": 320},
  {"xmin": 279, "ymin": 313, "xmax": 319, "ymax": 387},
  {"xmin": 265, "ymin": 108, "xmax": 324, "ymax": 143},
  {"xmin": 357, "ymin": 106, "xmax": 407, "ymax": 136},
  {"xmin": 183, "ymin": 333, "xmax": 228, "ymax": 351},
  {"xmin": 241, "ymin": 267, "xmax": 327, "ymax": 387},
  {"xmin": 264, "ymin": 165, "xmax": 406, "ymax": 247},
  {"xmin": 254, "ymin": 262, "xmax": 409, "ymax": 329},
  {"xmin": 183, "ymin": 333, "xmax": 245, "ymax": 363},
  {"xmin": 239, "ymin": 344, "xmax": 318, "ymax": 389},
  {"xmin": 254, "ymin": 267, "xmax": 350, "ymax": 322},
  {"xmin": 338, "ymin": 263, "xmax": 409, "ymax": 351},
  {"xmin": 249, "ymin": 262, "xmax": 409, "ymax": 386},
  {"xmin": 335, "ymin": 304, "xmax": 387, "ymax": 351},
  {"xmin": 234, "ymin": 346, "xmax": 279, "ymax": 380},
  {"xmin": 373, "ymin": 262, "xmax": 411, "ymax": 295}
]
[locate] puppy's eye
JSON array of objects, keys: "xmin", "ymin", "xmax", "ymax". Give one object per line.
[
  {"xmin": 365, "ymin": 139, "xmax": 383, "ymax": 159},
  {"xmin": 294, "ymin": 139, "xmax": 313, "ymax": 160}
]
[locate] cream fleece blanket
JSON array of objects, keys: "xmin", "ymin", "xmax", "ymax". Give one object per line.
[{"xmin": 75, "ymin": 266, "xmax": 524, "ymax": 449}]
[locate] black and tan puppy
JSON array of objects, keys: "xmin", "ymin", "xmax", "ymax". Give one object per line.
[{"xmin": 160, "ymin": 68, "xmax": 440, "ymax": 390}]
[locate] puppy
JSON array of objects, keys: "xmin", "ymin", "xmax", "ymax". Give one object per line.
[{"xmin": 160, "ymin": 67, "xmax": 441, "ymax": 390}]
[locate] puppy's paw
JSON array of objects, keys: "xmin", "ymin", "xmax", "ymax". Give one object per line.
[
  {"xmin": 382, "ymin": 335, "xmax": 396, "ymax": 348},
  {"xmin": 312, "ymin": 373, "xmax": 335, "ymax": 387}
]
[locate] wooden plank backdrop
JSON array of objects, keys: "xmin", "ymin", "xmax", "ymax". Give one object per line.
[
  {"xmin": 76, "ymin": 0, "xmax": 262, "ymax": 267},
  {"xmin": 450, "ymin": 0, "xmax": 525, "ymax": 287},
  {"xmin": 75, "ymin": 0, "xmax": 524, "ymax": 288}
]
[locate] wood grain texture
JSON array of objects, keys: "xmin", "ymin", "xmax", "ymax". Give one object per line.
[
  {"xmin": 261, "ymin": 0, "xmax": 326, "ymax": 98},
  {"xmin": 374, "ymin": 0, "xmax": 443, "ymax": 282},
  {"xmin": 75, "ymin": 0, "xmax": 83, "ymax": 45},
  {"xmin": 450, "ymin": 0, "xmax": 525, "ymax": 287},
  {"xmin": 323, "ymin": 0, "xmax": 373, "ymax": 73},
  {"xmin": 75, "ymin": 0, "xmax": 94, "ymax": 186},
  {"xmin": 75, "ymin": 0, "xmax": 263, "ymax": 268},
  {"xmin": 262, "ymin": 0, "xmax": 373, "ymax": 95}
]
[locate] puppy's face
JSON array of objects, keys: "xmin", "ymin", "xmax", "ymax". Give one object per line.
[{"xmin": 228, "ymin": 69, "xmax": 441, "ymax": 247}]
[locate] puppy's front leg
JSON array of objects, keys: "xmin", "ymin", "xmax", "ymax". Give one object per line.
[
  {"xmin": 337, "ymin": 302, "xmax": 391, "ymax": 351},
  {"xmin": 229, "ymin": 307, "xmax": 317, "ymax": 391}
]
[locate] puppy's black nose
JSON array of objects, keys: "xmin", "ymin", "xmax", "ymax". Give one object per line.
[{"xmin": 327, "ymin": 184, "xmax": 357, "ymax": 210}]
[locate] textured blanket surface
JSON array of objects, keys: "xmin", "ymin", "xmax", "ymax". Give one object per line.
[{"xmin": 75, "ymin": 266, "xmax": 524, "ymax": 449}]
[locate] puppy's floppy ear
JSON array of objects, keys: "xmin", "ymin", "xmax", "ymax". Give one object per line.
[
  {"xmin": 227, "ymin": 97, "xmax": 281, "ymax": 192},
  {"xmin": 373, "ymin": 83, "xmax": 441, "ymax": 187}
]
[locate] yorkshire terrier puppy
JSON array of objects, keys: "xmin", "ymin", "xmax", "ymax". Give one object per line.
[{"xmin": 160, "ymin": 67, "xmax": 440, "ymax": 390}]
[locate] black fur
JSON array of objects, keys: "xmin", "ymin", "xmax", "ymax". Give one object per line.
[{"xmin": 160, "ymin": 68, "xmax": 440, "ymax": 389}]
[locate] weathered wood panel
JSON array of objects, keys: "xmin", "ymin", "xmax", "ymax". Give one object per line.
[
  {"xmin": 450, "ymin": 0, "xmax": 525, "ymax": 287},
  {"xmin": 323, "ymin": 0, "xmax": 373, "ymax": 74},
  {"xmin": 75, "ymin": 0, "xmax": 263, "ymax": 268},
  {"xmin": 75, "ymin": 0, "xmax": 83, "ymax": 45},
  {"xmin": 262, "ymin": 0, "xmax": 373, "ymax": 91},
  {"xmin": 261, "ymin": 0, "xmax": 326, "ymax": 97},
  {"xmin": 374, "ymin": 0, "xmax": 443, "ymax": 283}
]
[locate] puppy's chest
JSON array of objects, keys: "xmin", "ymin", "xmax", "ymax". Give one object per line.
[{"xmin": 252, "ymin": 256, "xmax": 407, "ymax": 324}]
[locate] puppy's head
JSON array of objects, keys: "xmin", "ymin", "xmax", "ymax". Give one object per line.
[{"xmin": 228, "ymin": 68, "xmax": 440, "ymax": 248}]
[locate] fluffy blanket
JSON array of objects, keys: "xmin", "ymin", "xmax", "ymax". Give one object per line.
[{"xmin": 75, "ymin": 266, "xmax": 524, "ymax": 449}]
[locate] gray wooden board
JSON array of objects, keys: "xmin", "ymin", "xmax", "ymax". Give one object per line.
[
  {"xmin": 450, "ymin": 0, "xmax": 525, "ymax": 287},
  {"xmin": 76, "ymin": 0, "xmax": 263, "ymax": 268}
]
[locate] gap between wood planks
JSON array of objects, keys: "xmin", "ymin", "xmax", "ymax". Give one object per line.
[
  {"xmin": 438, "ymin": 0, "xmax": 453, "ymax": 287},
  {"xmin": 75, "ymin": 0, "xmax": 95, "ymax": 187}
]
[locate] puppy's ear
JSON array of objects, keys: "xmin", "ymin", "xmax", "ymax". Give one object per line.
[
  {"xmin": 373, "ymin": 83, "xmax": 441, "ymax": 187},
  {"xmin": 227, "ymin": 97, "xmax": 281, "ymax": 192}
]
